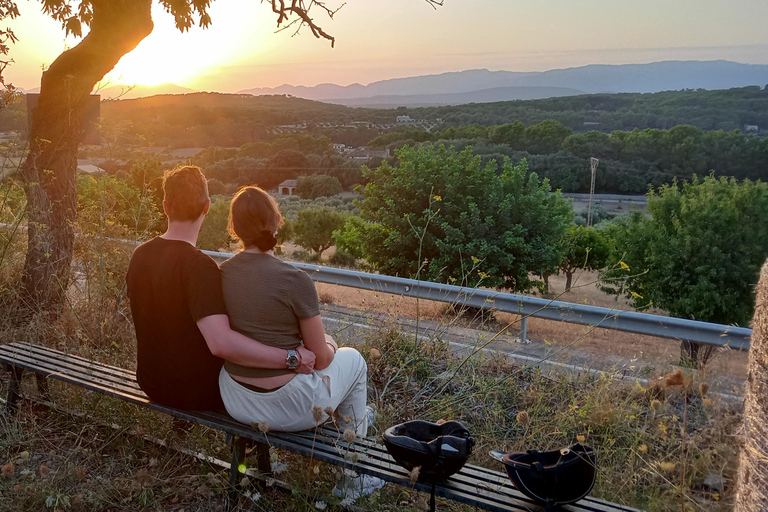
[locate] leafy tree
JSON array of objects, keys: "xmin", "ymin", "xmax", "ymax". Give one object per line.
[
  {"xmin": 335, "ymin": 145, "xmax": 573, "ymax": 291},
  {"xmin": 197, "ymin": 197, "xmax": 232, "ymax": 252},
  {"xmin": 264, "ymin": 149, "xmax": 310, "ymax": 190},
  {"xmin": 296, "ymin": 174, "xmax": 342, "ymax": 199},
  {"xmin": 558, "ymin": 225, "xmax": 611, "ymax": 291},
  {"xmin": 294, "ymin": 207, "xmax": 348, "ymax": 257},
  {"xmin": 523, "ymin": 119, "xmax": 572, "ymax": 154},
  {"xmin": 76, "ymin": 174, "xmax": 160, "ymax": 237},
  {"xmin": 488, "ymin": 121, "xmax": 525, "ymax": 149},
  {"xmin": 601, "ymin": 176, "xmax": 768, "ymax": 364}
]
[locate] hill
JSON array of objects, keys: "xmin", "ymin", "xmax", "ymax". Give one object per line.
[
  {"xmin": 239, "ymin": 61, "xmax": 768, "ymax": 106},
  {"xmin": 406, "ymin": 86, "xmax": 768, "ymax": 131},
  {"xmin": 321, "ymin": 86, "xmax": 584, "ymax": 107}
]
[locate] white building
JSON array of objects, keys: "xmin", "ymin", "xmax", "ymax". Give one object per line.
[{"xmin": 278, "ymin": 179, "xmax": 297, "ymax": 196}]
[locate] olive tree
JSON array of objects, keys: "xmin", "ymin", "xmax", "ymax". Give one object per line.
[
  {"xmin": 601, "ymin": 175, "xmax": 768, "ymax": 365},
  {"xmin": 335, "ymin": 145, "xmax": 572, "ymax": 291}
]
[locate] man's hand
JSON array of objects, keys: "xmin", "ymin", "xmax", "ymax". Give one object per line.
[{"xmin": 296, "ymin": 346, "xmax": 316, "ymax": 374}]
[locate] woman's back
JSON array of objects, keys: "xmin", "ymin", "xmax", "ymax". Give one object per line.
[{"xmin": 220, "ymin": 251, "xmax": 319, "ymax": 378}]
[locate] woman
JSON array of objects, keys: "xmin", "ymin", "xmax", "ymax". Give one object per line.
[{"xmin": 217, "ymin": 186, "xmax": 382, "ymax": 498}]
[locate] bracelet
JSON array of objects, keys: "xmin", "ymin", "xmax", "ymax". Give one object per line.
[{"xmin": 327, "ymin": 342, "xmax": 338, "ymax": 354}]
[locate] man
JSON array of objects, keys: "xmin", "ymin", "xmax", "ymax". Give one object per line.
[{"xmin": 127, "ymin": 165, "xmax": 315, "ymax": 410}]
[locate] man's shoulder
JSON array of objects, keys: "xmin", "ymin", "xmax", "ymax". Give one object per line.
[{"xmin": 129, "ymin": 238, "xmax": 220, "ymax": 280}]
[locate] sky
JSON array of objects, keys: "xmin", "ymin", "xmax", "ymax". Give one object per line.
[{"xmin": 7, "ymin": 0, "xmax": 768, "ymax": 92}]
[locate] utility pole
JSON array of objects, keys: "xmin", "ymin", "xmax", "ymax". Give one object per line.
[{"xmin": 586, "ymin": 157, "xmax": 599, "ymax": 227}]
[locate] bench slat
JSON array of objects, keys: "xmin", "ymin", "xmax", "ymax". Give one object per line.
[
  {"xmin": 314, "ymin": 426, "xmax": 632, "ymax": 512},
  {"xmin": 0, "ymin": 347, "xmax": 145, "ymax": 398},
  {"xmin": 5, "ymin": 342, "xmax": 136, "ymax": 378},
  {"xmin": 261, "ymin": 429, "xmax": 553, "ymax": 512},
  {"xmin": 0, "ymin": 343, "xmax": 141, "ymax": 389}
]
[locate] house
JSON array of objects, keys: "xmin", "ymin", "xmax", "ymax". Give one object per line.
[
  {"xmin": 745, "ymin": 124, "xmax": 759, "ymax": 133},
  {"xmin": 396, "ymin": 115, "xmax": 416, "ymax": 124},
  {"xmin": 278, "ymin": 179, "xmax": 297, "ymax": 196}
]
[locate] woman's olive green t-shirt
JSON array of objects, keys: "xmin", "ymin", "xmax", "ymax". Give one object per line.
[{"xmin": 220, "ymin": 252, "xmax": 320, "ymax": 378}]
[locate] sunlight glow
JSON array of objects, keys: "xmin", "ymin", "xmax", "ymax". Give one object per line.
[{"xmin": 103, "ymin": 1, "xmax": 269, "ymax": 88}]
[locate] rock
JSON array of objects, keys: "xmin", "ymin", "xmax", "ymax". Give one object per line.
[{"xmin": 703, "ymin": 473, "xmax": 726, "ymax": 492}]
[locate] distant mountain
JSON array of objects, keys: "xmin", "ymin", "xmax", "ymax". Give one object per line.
[
  {"xmin": 239, "ymin": 61, "xmax": 768, "ymax": 106},
  {"xmin": 321, "ymin": 86, "xmax": 584, "ymax": 107}
]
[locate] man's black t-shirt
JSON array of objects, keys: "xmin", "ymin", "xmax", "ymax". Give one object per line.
[{"xmin": 127, "ymin": 237, "xmax": 227, "ymax": 410}]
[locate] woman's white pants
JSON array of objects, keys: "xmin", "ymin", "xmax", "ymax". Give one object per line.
[{"xmin": 219, "ymin": 347, "xmax": 369, "ymax": 437}]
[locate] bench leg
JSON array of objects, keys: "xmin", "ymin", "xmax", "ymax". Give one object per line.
[
  {"xmin": 5, "ymin": 366, "xmax": 23, "ymax": 414},
  {"xmin": 227, "ymin": 435, "xmax": 247, "ymax": 512},
  {"xmin": 256, "ymin": 442, "xmax": 272, "ymax": 476}
]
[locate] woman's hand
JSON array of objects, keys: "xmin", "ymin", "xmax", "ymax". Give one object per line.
[
  {"xmin": 325, "ymin": 334, "xmax": 338, "ymax": 354},
  {"xmin": 299, "ymin": 315, "xmax": 335, "ymax": 370}
]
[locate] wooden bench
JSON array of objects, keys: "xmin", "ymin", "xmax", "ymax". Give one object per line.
[{"xmin": 1, "ymin": 342, "xmax": 642, "ymax": 512}]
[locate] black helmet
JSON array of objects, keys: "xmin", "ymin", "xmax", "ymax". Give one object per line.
[
  {"xmin": 382, "ymin": 420, "xmax": 475, "ymax": 480},
  {"xmin": 490, "ymin": 443, "xmax": 596, "ymax": 509}
]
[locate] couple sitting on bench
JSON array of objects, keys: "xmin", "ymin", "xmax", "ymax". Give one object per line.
[{"xmin": 126, "ymin": 166, "xmax": 385, "ymax": 500}]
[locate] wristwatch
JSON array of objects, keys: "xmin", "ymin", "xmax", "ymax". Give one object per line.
[{"xmin": 286, "ymin": 349, "xmax": 301, "ymax": 370}]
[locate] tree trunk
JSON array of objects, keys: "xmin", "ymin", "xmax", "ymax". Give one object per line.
[
  {"xmin": 19, "ymin": 0, "xmax": 153, "ymax": 314},
  {"xmin": 734, "ymin": 260, "xmax": 768, "ymax": 511},
  {"xmin": 565, "ymin": 272, "xmax": 573, "ymax": 292}
]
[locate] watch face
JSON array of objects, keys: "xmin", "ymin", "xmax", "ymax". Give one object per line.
[{"xmin": 287, "ymin": 350, "xmax": 299, "ymax": 369}]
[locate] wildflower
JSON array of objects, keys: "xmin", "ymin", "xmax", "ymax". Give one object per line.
[
  {"xmin": 258, "ymin": 421, "xmax": 269, "ymax": 433},
  {"xmin": 409, "ymin": 466, "xmax": 421, "ymax": 484},
  {"xmin": 659, "ymin": 462, "xmax": 675, "ymax": 471},
  {"xmin": 315, "ymin": 500, "xmax": 327, "ymax": 510},
  {"xmin": 516, "ymin": 410, "xmax": 530, "ymax": 426},
  {"xmin": 39, "ymin": 464, "xmax": 49, "ymax": 477},
  {"xmin": 664, "ymin": 369, "xmax": 685, "ymax": 388},
  {"xmin": 699, "ymin": 382, "xmax": 710, "ymax": 397},
  {"xmin": 344, "ymin": 429, "xmax": 357, "ymax": 444},
  {"xmin": 369, "ymin": 348, "xmax": 381, "ymax": 359},
  {"xmin": 576, "ymin": 434, "xmax": 586, "ymax": 443},
  {"xmin": 436, "ymin": 418, "xmax": 447, "ymax": 425},
  {"xmin": 341, "ymin": 497, "xmax": 355, "ymax": 507},
  {"xmin": 313, "ymin": 465, "xmax": 320, "ymax": 475},
  {"xmin": 325, "ymin": 407, "xmax": 335, "ymax": 418},
  {"xmin": 651, "ymin": 399, "xmax": 664, "ymax": 413},
  {"xmin": 244, "ymin": 490, "xmax": 261, "ymax": 502},
  {"xmin": 638, "ymin": 444, "xmax": 648, "ymax": 453},
  {"xmin": 313, "ymin": 406, "xmax": 324, "ymax": 424},
  {"xmin": 1, "ymin": 462, "xmax": 14, "ymax": 478}
]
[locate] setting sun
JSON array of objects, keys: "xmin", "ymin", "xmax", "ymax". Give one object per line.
[{"xmin": 102, "ymin": 1, "xmax": 271, "ymax": 89}]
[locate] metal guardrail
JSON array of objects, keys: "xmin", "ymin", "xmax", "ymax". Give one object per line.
[
  {"xmin": 203, "ymin": 250, "xmax": 753, "ymax": 351},
  {"xmin": 0, "ymin": 223, "xmax": 752, "ymax": 349}
]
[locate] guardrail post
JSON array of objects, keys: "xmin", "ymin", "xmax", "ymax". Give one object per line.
[{"xmin": 520, "ymin": 317, "xmax": 529, "ymax": 344}]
